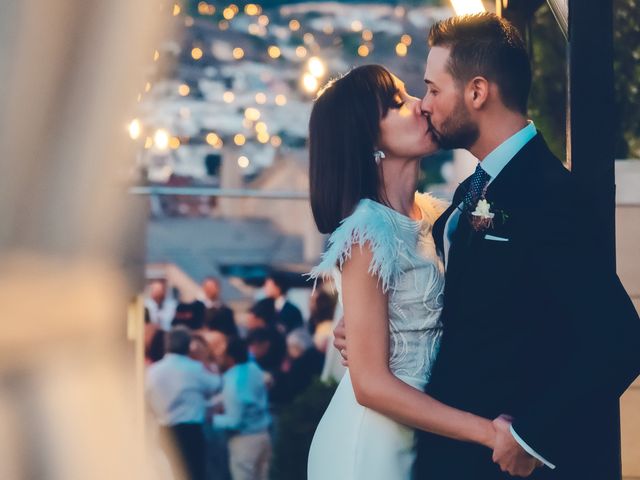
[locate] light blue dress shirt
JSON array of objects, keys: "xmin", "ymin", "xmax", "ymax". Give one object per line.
[
  {"xmin": 145, "ymin": 353, "xmax": 222, "ymax": 426},
  {"xmin": 213, "ymin": 361, "xmax": 271, "ymax": 435},
  {"xmin": 443, "ymin": 121, "xmax": 556, "ymax": 469}
]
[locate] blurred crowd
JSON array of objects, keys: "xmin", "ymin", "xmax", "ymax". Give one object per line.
[{"xmin": 143, "ymin": 273, "xmax": 338, "ymax": 480}]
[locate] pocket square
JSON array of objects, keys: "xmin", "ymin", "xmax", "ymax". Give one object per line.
[{"xmin": 484, "ymin": 234, "xmax": 509, "ymax": 242}]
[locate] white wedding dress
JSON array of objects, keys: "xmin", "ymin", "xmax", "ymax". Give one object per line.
[{"xmin": 307, "ymin": 192, "xmax": 447, "ymax": 480}]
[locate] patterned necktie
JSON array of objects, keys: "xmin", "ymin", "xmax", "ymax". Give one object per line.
[{"xmin": 462, "ymin": 164, "xmax": 491, "ymax": 212}]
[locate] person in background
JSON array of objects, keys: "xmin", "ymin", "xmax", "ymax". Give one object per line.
[
  {"xmin": 263, "ymin": 272, "xmax": 303, "ymax": 334},
  {"xmin": 197, "ymin": 328, "xmax": 233, "ymax": 480},
  {"xmin": 145, "ymin": 307, "xmax": 166, "ymax": 364},
  {"xmin": 145, "ymin": 279, "xmax": 178, "ymax": 331},
  {"xmin": 172, "ymin": 301, "xmax": 205, "ymax": 331},
  {"xmin": 245, "ymin": 299, "xmax": 286, "ymax": 382},
  {"xmin": 189, "ymin": 333, "xmax": 218, "ymax": 373},
  {"xmin": 199, "ymin": 276, "xmax": 238, "ymax": 336},
  {"xmin": 272, "ymin": 327, "xmax": 325, "ymax": 404},
  {"xmin": 146, "ymin": 327, "xmax": 222, "ymax": 480},
  {"xmin": 213, "ymin": 337, "xmax": 272, "ymax": 480},
  {"xmin": 307, "ymin": 288, "xmax": 337, "ymax": 353}
]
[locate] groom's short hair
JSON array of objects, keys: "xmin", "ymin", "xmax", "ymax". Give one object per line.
[{"xmin": 428, "ymin": 13, "xmax": 531, "ymax": 115}]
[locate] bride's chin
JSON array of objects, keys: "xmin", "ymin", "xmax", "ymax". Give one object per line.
[{"xmin": 420, "ymin": 141, "xmax": 440, "ymax": 157}]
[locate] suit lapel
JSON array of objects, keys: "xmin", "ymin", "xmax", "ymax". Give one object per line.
[
  {"xmin": 433, "ymin": 177, "xmax": 472, "ymax": 259},
  {"xmin": 433, "ymin": 203, "xmax": 456, "ymax": 258}
]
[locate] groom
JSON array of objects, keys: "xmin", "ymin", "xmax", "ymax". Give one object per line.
[{"xmin": 335, "ymin": 13, "xmax": 640, "ymax": 479}]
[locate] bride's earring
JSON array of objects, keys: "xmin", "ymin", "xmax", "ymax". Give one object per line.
[{"xmin": 373, "ymin": 149, "xmax": 386, "ymax": 165}]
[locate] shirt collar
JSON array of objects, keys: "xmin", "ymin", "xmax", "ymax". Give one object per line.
[
  {"xmin": 480, "ymin": 121, "xmax": 537, "ymax": 181},
  {"xmin": 275, "ymin": 296, "xmax": 286, "ymax": 312}
]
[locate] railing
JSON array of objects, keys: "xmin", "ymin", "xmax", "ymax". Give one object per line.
[{"xmin": 129, "ymin": 186, "xmax": 309, "ymax": 200}]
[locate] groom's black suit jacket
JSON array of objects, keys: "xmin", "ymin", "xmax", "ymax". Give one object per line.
[{"xmin": 415, "ymin": 134, "xmax": 640, "ymax": 480}]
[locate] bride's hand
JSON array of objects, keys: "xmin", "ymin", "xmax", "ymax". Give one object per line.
[{"xmin": 333, "ymin": 317, "xmax": 348, "ymax": 366}]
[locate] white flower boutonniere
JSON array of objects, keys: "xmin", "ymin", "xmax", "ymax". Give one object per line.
[{"xmin": 470, "ymin": 199, "xmax": 495, "ymax": 231}]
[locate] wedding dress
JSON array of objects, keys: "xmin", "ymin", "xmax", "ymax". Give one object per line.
[{"xmin": 307, "ymin": 192, "xmax": 447, "ymax": 480}]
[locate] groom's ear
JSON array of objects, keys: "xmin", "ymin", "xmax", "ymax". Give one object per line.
[{"xmin": 467, "ymin": 77, "xmax": 489, "ymax": 110}]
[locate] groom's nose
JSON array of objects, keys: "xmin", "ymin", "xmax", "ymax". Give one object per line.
[
  {"xmin": 420, "ymin": 95, "xmax": 432, "ymax": 115},
  {"xmin": 420, "ymin": 96, "xmax": 431, "ymax": 115}
]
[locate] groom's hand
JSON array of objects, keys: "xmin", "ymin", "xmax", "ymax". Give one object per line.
[
  {"xmin": 492, "ymin": 415, "xmax": 540, "ymax": 477},
  {"xmin": 333, "ymin": 317, "xmax": 348, "ymax": 366}
]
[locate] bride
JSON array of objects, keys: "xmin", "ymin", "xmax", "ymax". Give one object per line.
[{"xmin": 306, "ymin": 65, "xmax": 495, "ymax": 479}]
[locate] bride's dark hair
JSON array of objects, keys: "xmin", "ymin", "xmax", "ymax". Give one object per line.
[{"xmin": 309, "ymin": 64, "xmax": 401, "ymax": 234}]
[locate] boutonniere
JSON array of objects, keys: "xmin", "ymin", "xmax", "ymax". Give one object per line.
[
  {"xmin": 469, "ymin": 198, "xmax": 510, "ymax": 233},
  {"xmin": 470, "ymin": 199, "xmax": 495, "ymax": 231}
]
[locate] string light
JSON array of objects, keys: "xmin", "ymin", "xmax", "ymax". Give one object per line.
[
  {"xmin": 206, "ymin": 133, "xmax": 220, "ymax": 146},
  {"xmin": 234, "ymin": 134, "xmax": 246, "ymax": 146},
  {"xmin": 169, "ymin": 137, "xmax": 181, "ymax": 149},
  {"xmin": 255, "ymin": 92, "xmax": 267, "ymax": 104},
  {"xmin": 275, "ymin": 94, "xmax": 287, "ymax": 106},
  {"xmin": 153, "ymin": 50, "xmax": 160, "ymax": 61},
  {"xmin": 270, "ymin": 135, "xmax": 282, "ymax": 147},
  {"xmin": 268, "ymin": 46, "xmax": 281, "ymax": 59},
  {"xmin": 303, "ymin": 33, "xmax": 315, "ymax": 45},
  {"xmin": 238, "ymin": 156, "xmax": 250, "ymax": 168},
  {"xmin": 154, "ymin": 129, "xmax": 170, "ymax": 150},
  {"xmin": 172, "ymin": 3, "xmax": 181, "ymax": 16},
  {"xmin": 255, "ymin": 121, "xmax": 268, "ymax": 133},
  {"xmin": 244, "ymin": 108, "xmax": 261, "ymax": 121},
  {"xmin": 198, "ymin": 2, "xmax": 215, "ymax": 15},
  {"xmin": 308, "ymin": 56, "xmax": 326, "ymax": 78},
  {"xmin": 144, "ymin": 137, "xmax": 153, "ymax": 149},
  {"xmin": 289, "ymin": 19, "xmax": 300, "ymax": 31},
  {"xmin": 233, "ymin": 47, "xmax": 245, "ymax": 60},
  {"xmin": 223, "ymin": 91, "xmax": 235, "ymax": 103},
  {"xmin": 258, "ymin": 15, "xmax": 269, "ymax": 26},
  {"xmin": 219, "ymin": 20, "xmax": 229, "ymax": 30},
  {"xmin": 351, "ymin": 20, "xmax": 363, "ymax": 32},
  {"xmin": 128, "ymin": 119, "xmax": 141, "ymax": 140},
  {"xmin": 223, "ymin": 7, "xmax": 235, "ymax": 20},
  {"xmin": 295, "ymin": 46, "xmax": 308, "ymax": 58},
  {"xmin": 302, "ymin": 73, "xmax": 319, "ymax": 93},
  {"xmin": 362, "ymin": 30, "xmax": 373, "ymax": 41},
  {"xmin": 191, "ymin": 47, "xmax": 203, "ymax": 60},
  {"xmin": 396, "ymin": 43, "xmax": 408, "ymax": 57},
  {"xmin": 245, "ymin": 4, "xmax": 259, "ymax": 15},
  {"xmin": 257, "ymin": 132, "xmax": 270, "ymax": 143},
  {"xmin": 322, "ymin": 24, "xmax": 334, "ymax": 35},
  {"xmin": 144, "ymin": 82, "xmax": 152, "ymax": 93},
  {"xmin": 358, "ymin": 45, "xmax": 370, "ymax": 57},
  {"xmin": 178, "ymin": 84, "xmax": 190, "ymax": 96},
  {"xmin": 401, "ymin": 34, "xmax": 412, "ymax": 46}
]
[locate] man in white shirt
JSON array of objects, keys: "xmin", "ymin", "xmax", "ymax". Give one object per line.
[
  {"xmin": 144, "ymin": 280, "xmax": 177, "ymax": 332},
  {"xmin": 146, "ymin": 327, "xmax": 221, "ymax": 480}
]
